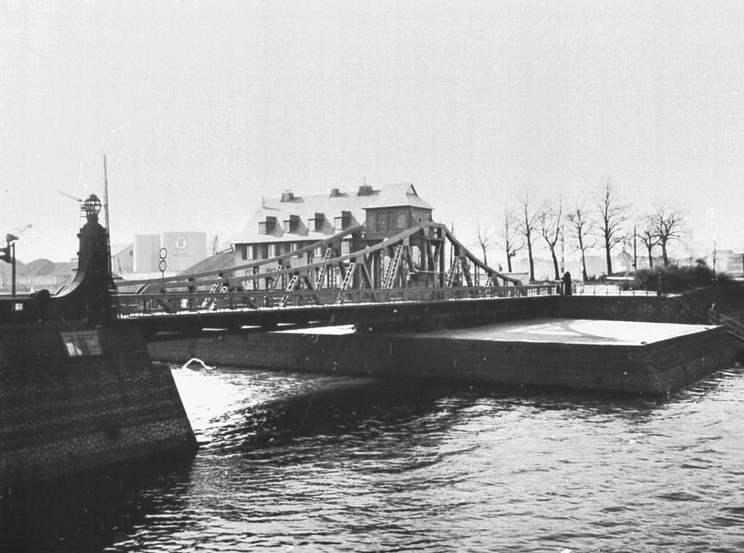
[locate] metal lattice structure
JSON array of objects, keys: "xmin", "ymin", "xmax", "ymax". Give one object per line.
[
  {"xmin": 113, "ymin": 221, "xmax": 563, "ymax": 336},
  {"xmin": 116, "ymin": 222, "xmax": 521, "ymax": 306}
]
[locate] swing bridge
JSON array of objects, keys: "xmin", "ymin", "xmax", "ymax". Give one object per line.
[{"xmin": 113, "ymin": 221, "xmax": 559, "ymax": 339}]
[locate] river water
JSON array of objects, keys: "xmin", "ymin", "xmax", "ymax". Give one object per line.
[{"xmin": 4, "ymin": 362, "xmax": 744, "ymax": 552}]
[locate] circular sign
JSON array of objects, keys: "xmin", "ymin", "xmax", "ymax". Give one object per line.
[
  {"xmin": 174, "ymin": 235, "xmax": 188, "ymax": 250},
  {"xmin": 159, "ymin": 247, "xmax": 168, "ymax": 260},
  {"xmin": 159, "ymin": 259, "xmax": 167, "ymax": 273}
]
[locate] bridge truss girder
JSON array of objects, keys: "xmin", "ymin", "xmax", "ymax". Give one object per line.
[{"xmin": 116, "ymin": 222, "xmax": 522, "ymax": 309}]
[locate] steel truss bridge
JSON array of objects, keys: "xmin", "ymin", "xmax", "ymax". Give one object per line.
[{"xmin": 114, "ymin": 221, "xmax": 558, "ymax": 339}]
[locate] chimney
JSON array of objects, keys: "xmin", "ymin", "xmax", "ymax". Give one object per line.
[
  {"xmin": 330, "ymin": 188, "xmax": 341, "ymax": 198},
  {"xmin": 357, "ymin": 185, "xmax": 374, "ymax": 196},
  {"xmin": 280, "ymin": 191, "xmax": 295, "ymax": 202}
]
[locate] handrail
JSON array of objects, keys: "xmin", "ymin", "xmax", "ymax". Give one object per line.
[
  {"xmin": 114, "ymin": 284, "xmax": 558, "ymax": 319},
  {"xmin": 709, "ymin": 308, "xmax": 744, "ymax": 341}
]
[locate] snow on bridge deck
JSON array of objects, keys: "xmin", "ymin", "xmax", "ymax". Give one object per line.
[{"xmin": 283, "ymin": 318, "xmax": 715, "ymax": 346}]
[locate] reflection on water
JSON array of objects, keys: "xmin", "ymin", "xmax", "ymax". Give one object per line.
[{"xmin": 3, "ymin": 364, "xmax": 744, "ymax": 552}]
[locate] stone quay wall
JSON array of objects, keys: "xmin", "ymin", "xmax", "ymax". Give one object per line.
[
  {"xmin": 149, "ymin": 290, "xmax": 744, "ymax": 395},
  {"xmin": 0, "ymin": 323, "xmax": 197, "ymax": 490},
  {"xmin": 149, "ymin": 324, "xmax": 735, "ymax": 395}
]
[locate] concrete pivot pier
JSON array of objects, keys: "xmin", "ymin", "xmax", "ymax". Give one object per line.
[{"xmin": 149, "ymin": 318, "xmax": 738, "ymax": 395}]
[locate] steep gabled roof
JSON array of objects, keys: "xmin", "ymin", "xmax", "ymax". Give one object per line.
[
  {"xmin": 230, "ymin": 186, "xmax": 382, "ymax": 245},
  {"xmin": 364, "ymin": 183, "xmax": 433, "ymax": 210}
]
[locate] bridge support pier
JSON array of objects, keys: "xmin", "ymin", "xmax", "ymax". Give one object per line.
[{"xmin": 0, "ymin": 322, "xmax": 197, "ymax": 491}]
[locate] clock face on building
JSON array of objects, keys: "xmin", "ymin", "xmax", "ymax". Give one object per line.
[{"xmin": 174, "ymin": 236, "xmax": 188, "ymax": 250}]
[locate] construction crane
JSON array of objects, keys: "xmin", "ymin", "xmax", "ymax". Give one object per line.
[
  {"xmin": 58, "ymin": 190, "xmax": 82, "ymax": 205},
  {"xmin": 58, "ymin": 190, "xmax": 88, "ymax": 226},
  {"xmin": 10, "ymin": 223, "xmax": 32, "ymax": 236},
  {"xmin": 59, "ymin": 190, "xmax": 83, "ymax": 214},
  {"xmin": 4, "ymin": 223, "xmax": 32, "ymax": 243}
]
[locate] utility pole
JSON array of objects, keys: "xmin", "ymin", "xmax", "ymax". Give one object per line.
[
  {"xmin": 103, "ymin": 155, "xmax": 110, "ymax": 232},
  {"xmin": 633, "ymin": 226, "xmax": 637, "ymax": 271},
  {"xmin": 103, "ymin": 155, "xmax": 115, "ymax": 284}
]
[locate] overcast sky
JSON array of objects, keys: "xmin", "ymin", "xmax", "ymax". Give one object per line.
[{"xmin": 1, "ymin": 0, "xmax": 743, "ymax": 262}]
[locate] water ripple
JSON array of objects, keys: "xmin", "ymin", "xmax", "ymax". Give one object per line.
[{"xmin": 5, "ymin": 365, "xmax": 744, "ymax": 552}]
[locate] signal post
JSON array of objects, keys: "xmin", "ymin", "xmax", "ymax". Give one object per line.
[{"xmin": 0, "ymin": 234, "xmax": 17, "ymax": 296}]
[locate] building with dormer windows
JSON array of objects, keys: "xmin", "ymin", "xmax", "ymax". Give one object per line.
[{"xmin": 230, "ymin": 183, "xmax": 433, "ymax": 275}]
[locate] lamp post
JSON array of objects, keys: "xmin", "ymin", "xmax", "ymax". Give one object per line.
[
  {"xmin": 1, "ymin": 233, "xmax": 18, "ymax": 296},
  {"xmin": 560, "ymin": 225, "xmax": 565, "ymax": 275},
  {"xmin": 83, "ymin": 194, "xmax": 102, "ymax": 221}
]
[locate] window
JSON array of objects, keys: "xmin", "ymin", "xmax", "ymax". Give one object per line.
[
  {"xmin": 376, "ymin": 212, "xmax": 387, "ymax": 232},
  {"xmin": 61, "ymin": 331, "xmax": 102, "ymax": 357},
  {"xmin": 334, "ymin": 211, "xmax": 352, "ymax": 230},
  {"xmin": 309, "ymin": 213, "xmax": 325, "ymax": 232},
  {"xmin": 283, "ymin": 215, "xmax": 300, "ymax": 233},
  {"xmin": 309, "ymin": 218, "xmax": 324, "ymax": 232},
  {"xmin": 259, "ymin": 216, "xmax": 277, "ymax": 235}
]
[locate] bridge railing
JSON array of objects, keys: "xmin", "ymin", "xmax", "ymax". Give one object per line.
[
  {"xmin": 572, "ymin": 283, "xmax": 657, "ymax": 296},
  {"xmin": 114, "ymin": 284, "xmax": 558, "ymax": 318}
]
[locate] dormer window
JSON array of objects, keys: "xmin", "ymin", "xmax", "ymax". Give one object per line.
[
  {"xmin": 259, "ymin": 216, "xmax": 277, "ymax": 234},
  {"xmin": 334, "ymin": 211, "xmax": 352, "ymax": 230},
  {"xmin": 308, "ymin": 212, "xmax": 325, "ymax": 232},
  {"xmin": 283, "ymin": 215, "xmax": 300, "ymax": 233}
]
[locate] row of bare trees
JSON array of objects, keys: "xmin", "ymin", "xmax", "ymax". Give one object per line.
[{"xmin": 476, "ymin": 180, "xmax": 688, "ymax": 282}]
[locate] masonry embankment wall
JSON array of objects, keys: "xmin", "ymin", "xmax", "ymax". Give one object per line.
[
  {"xmin": 148, "ymin": 289, "xmax": 744, "ymax": 394},
  {"xmin": 0, "ymin": 322, "xmax": 197, "ymax": 490},
  {"xmin": 148, "ymin": 325, "xmax": 736, "ymax": 395}
]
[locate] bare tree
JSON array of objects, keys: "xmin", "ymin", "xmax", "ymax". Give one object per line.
[
  {"xmin": 566, "ymin": 200, "xmax": 593, "ymax": 282},
  {"xmin": 595, "ymin": 180, "xmax": 629, "ymax": 275},
  {"xmin": 473, "ymin": 219, "xmax": 496, "ymax": 267},
  {"xmin": 495, "ymin": 208, "xmax": 523, "ymax": 273},
  {"xmin": 651, "ymin": 202, "xmax": 687, "ymax": 267},
  {"xmin": 539, "ymin": 199, "xmax": 563, "ymax": 280},
  {"xmin": 517, "ymin": 193, "xmax": 541, "ymax": 282},
  {"xmin": 637, "ymin": 215, "xmax": 659, "ymax": 270}
]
